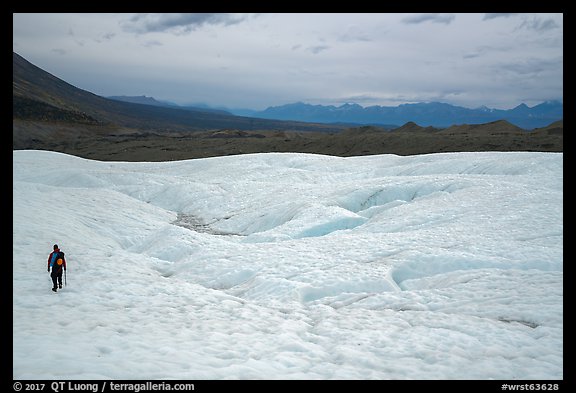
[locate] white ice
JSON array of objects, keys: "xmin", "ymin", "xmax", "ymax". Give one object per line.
[{"xmin": 13, "ymin": 150, "xmax": 563, "ymax": 380}]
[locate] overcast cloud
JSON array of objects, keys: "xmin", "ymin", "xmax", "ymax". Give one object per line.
[{"xmin": 12, "ymin": 13, "xmax": 563, "ymax": 110}]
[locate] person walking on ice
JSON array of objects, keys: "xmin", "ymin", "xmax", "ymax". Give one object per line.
[{"xmin": 47, "ymin": 244, "xmax": 66, "ymax": 292}]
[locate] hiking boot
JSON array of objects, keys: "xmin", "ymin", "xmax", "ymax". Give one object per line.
[
  {"xmin": 52, "ymin": 288, "xmax": 57, "ymax": 292},
  {"xmin": 59, "ymin": 283, "xmax": 62, "ymax": 289}
]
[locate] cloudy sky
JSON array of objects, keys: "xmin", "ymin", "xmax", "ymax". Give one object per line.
[{"xmin": 13, "ymin": 13, "xmax": 563, "ymax": 110}]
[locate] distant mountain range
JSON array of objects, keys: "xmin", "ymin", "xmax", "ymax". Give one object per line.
[
  {"xmin": 110, "ymin": 96, "xmax": 563, "ymax": 130},
  {"xmin": 12, "ymin": 52, "xmax": 342, "ymax": 134},
  {"xmin": 241, "ymin": 101, "xmax": 563, "ymax": 130},
  {"xmin": 12, "ymin": 51, "xmax": 563, "ymax": 161}
]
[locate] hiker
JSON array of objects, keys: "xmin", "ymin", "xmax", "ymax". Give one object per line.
[{"xmin": 47, "ymin": 244, "xmax": 66, "ymax": 292}]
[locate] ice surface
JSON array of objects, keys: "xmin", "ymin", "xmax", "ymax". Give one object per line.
[{"xmin": 13, "ymin": 150, "xmax": 562, "ymax": 379}]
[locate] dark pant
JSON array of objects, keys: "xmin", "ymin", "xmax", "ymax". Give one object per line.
[{"xmin": 51, "ymin": 270, "xmax": 63, "ymax": 288}]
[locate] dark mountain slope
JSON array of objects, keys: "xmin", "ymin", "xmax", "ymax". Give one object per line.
[{"xmin": 12, "ymin": 52, "xmax": 342, "ymax": 133}]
